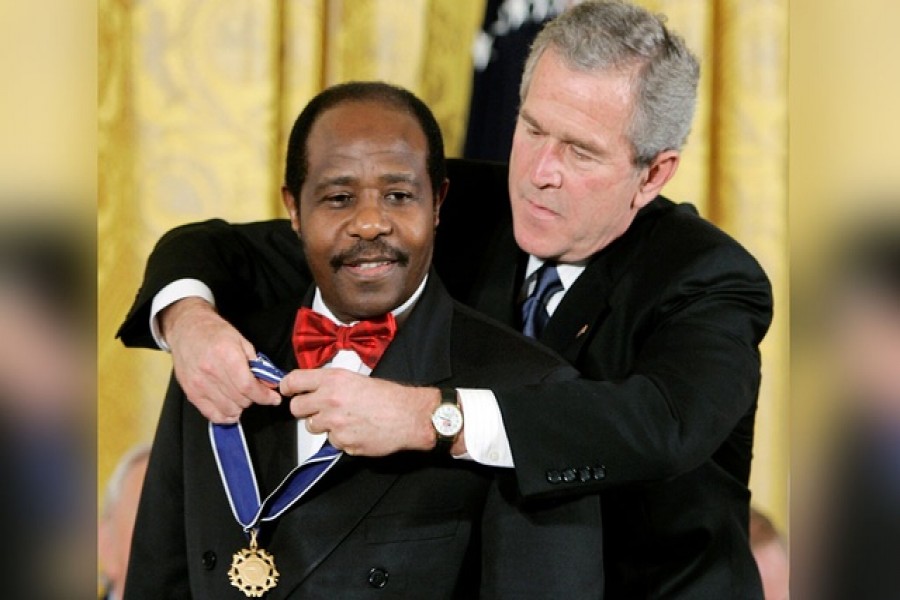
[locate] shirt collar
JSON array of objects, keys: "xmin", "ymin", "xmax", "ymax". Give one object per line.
[
  {"xmin": 524, "ymin": 255, "xmax": 586, "ymax": 293},
  {"xmin": 312, "ymin": 274, "xmax": 429, "ymax": 326}
]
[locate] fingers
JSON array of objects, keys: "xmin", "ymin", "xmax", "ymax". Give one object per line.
[
  {"xmin": 183, "ymin": 371, "xmax": 279, "ymax": 423},
  {"xmin": 304, "ymin": 414, "xmax": 322, "ymax": 434},
  {"xmin": 167, "ymin": 302, "xmax": 283, "ymax": 423},
  {"xmin": 198, "ymin": 402, "xmax": 241, "ymax": 424},
  {"xmin": 279, "ymin": 368, "xmax": 321, "ymax": 398},
  {"xmin": 229, "ymin": 363, "xmax": 281, "ymax": 407},
  {"xmin": 284, "ymin": 371, "xmax": 416, "ymax": 457},
  {"xmin": 290, "ymin": 394, "xmax": 316, "ymax": 420},
  {"xmin": 239, "ymin": 337, "xmax": 258, "ymax": 361},
  {"xmin": 192, "ymin": 363, "xmax": 280, "ymax": 421},
  {"xmin": 302, "ymin": 416, "xmax": 354, "ymax": 455}
]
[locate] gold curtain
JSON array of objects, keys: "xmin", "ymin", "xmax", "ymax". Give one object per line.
[{"xmin": 98, "ymin": 0, "xmax": 789, "ymax": 532}]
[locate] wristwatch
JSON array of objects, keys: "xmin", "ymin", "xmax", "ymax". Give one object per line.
[{"xmin": 431, "ymin": 388, "xmax": 463, "ymax": 453}]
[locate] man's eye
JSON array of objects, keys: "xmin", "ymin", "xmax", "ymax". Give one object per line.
[
  {"xmin": 325, "ymin": 193, "xmax": 353, "ymax": 205},
  {"xmin": 385, "ymin": 191, "xmax": 414, "ymax": 203},
  {"xmin": 570, "ymin": 145, "xmax": 594, "ymax": 162}
]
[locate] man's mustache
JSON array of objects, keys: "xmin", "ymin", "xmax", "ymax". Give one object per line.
[{"xmin": 329, "ymin": 240, "xmax": 410, "ymax": 271}]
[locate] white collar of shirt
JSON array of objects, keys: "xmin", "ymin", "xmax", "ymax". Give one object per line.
[
  {"xmin": 523, "ymin": 256, "xmax": 586, "ymax": 316},
  {"xmin": 296, "ymin": 275, "xmax": 428, "ymax": 462},
  {"xmin": 311, "ymin": 274, "xmax": 427, "ymax": 327}
]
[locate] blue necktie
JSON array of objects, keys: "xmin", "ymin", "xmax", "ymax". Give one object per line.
[{"xmin": 521, "ymin": 263, "xmax": 563, "ymax": 338}]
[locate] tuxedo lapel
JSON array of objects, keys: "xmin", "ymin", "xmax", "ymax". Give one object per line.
[
  {"xmin": 540, "ymin": 254, "xmax": 613, "ymax": 363},
  {"xmin": 373, "ymin": 270, "xmax": 455, "ymax": 386}
]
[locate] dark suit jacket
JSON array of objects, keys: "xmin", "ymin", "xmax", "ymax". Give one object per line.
[
  {"xmin": 123, "ymin": 273, "xmax": 604, "ymax": 599},
  {"xmin": 119, "ymin": 159, "xmax": 772, "ymax": 598}
]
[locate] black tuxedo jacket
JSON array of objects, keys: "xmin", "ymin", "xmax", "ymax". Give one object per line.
[
  {"xmin": 123, "ymin": 273, "xmax": 604, "ymax": 599},
  {"xmin": 118, "ymin": 159, "xmax": 773, "ymax": 598}
]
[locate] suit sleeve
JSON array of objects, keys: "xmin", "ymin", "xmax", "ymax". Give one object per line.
[
  {"xmin": 479, "ymin": 472, "xmax": 604, "ymax": 597},
  {"xmin": 495, "ymin": 241, "xmax": 774, "ymax": 500},
  {"xmin": 115, "ymin": 219, "xmax": 309, "ymax": 348}
]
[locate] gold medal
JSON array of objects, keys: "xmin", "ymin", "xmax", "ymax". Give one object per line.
[{"xmin": 228, "ymin": 529, "xmax": 279, "ymax": 597}]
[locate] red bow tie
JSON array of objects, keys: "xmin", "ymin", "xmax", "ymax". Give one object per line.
[{"xmin": 292, "ymin": 307, "xmax": 397, "ymax": 369}]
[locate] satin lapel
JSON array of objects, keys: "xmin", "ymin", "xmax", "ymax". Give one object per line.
[
  {"xmin": 373, "ymin": 270, "xmax": 455, "ymax": 386},
  {"xmin": 265, "ymin": 273, "xmax": 457, "ymax": 593}
]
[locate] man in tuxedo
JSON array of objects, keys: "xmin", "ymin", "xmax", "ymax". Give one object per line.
[
  {"xmin": 119, "ymin": 2, "xmax": 772, "ymax": 597},
  {"xmin": 122, "ymin": 82, "xmax": 603, "ymax": 598}
]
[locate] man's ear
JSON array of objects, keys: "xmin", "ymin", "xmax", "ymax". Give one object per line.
[
  {"xmin": 632, "ymin": 150, "xmax": 680, "ymax": 210},
  {"xmin": 281, "ymin": 186, "xmax": 301, "ymax": 234},
  {"xmin": 98, "ymin": 519, "xmax": 120, "ymax": 584},
  {"xmin": 433, "ymin": 178, "xmax": 449, "ymax": 228}
]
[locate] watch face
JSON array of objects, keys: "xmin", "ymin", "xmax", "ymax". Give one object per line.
[{"xmin": 432, "ymin": 403, "xmax": 463, "ymax": 437}]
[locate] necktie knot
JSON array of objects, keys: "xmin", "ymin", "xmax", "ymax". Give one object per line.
[
  {"xmin": 521, "ymin": 262, "xmax": 563, "ymax": 338},
  {"xmin": 293, "ymin": 307, "xmax": 397, "ymax": 369}
]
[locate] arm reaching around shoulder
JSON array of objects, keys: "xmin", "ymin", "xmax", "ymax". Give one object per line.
[
  {"xmin": 280, "ymin": 368, "xmax": 469, "ymax": 457},
  {"xmin": 116, "ymin": 218, "xmax": 306, "ymax": 348},
  {"xmin": 161, "ymin": 297, "xmax": 281, "ymax": 422}
]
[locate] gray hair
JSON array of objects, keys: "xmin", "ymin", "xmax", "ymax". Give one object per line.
[
  {"xmin": 520, "ymin": 0, "xmax": 700, "ymax": 167},
  {"xmin": 100, "ymin": 443, "xmax": 151, "ymax": 520}
]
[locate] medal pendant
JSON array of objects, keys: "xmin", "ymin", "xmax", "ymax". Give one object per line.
[{"xmin": 228, "ymin": 529, "xmax": 279, "ymax": 597}]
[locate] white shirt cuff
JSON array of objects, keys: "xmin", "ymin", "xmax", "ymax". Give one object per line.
[
  {"xmin": 454, "ymin": 388, "xmax": 514, "ymax": 468},
  {"xmin": 149, "ymin": 279, "xmax": 216, "ymax": 351}
]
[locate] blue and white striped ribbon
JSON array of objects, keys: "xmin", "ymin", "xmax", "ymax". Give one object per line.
[{"xmin": 210, "ymin": 353, "xmax": 343, "ymax": 532}]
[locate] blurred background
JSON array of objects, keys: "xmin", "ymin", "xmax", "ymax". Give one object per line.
[
  {"xmin": 4, "ymin": 0, "xmax": 899, "ymax": 598},
  {"xmin": 1, "ymin": 0, "xmax": 95, "ymax": 597},
  {"xmin": 791, "ymin": 2, "xmax": 900, "ymax": 597}
]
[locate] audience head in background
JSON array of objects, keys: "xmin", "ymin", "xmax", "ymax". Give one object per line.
[
  {"xmin": 750, "ymin": 507, "xmax": 789, "ymax": 600},
  {"xmin": 98, "ymin": 444, "xmax": 150, "ymax": 600},
  {"xmin": 509, "ymin": 0, "xmax": 699, "ymax": 263},
  {"xmin": 279, "ymin": 81, "xmax": 449, "ymax": 323}
]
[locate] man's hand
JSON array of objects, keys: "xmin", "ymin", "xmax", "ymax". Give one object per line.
[
  {"xmin": 161, "ymin": 297, "xmax": 281, "ymax": 422},
  {"xmin": 280, "ymin": 368, "xmax": 442, "ymax": 456}
]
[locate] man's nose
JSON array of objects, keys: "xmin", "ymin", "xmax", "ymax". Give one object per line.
[
  {"xmin": 347, "ymin": 196, "xmax": 391, "ymax": 239},
  {"xmin": 529, "ymin": 141, "xmax": 563, "ymax": 189}
]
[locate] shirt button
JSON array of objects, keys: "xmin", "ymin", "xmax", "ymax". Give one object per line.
[
  {"xmin": 489, "ymin": 451, "xmax": 500, "ymax": 462},
  {"xmin": 201, "ymin": 551, "xmax": 217, "ymax": 570},
  {"xmin": 367, "ymin": 567, "xmax": 389, "ymax": 588}
]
